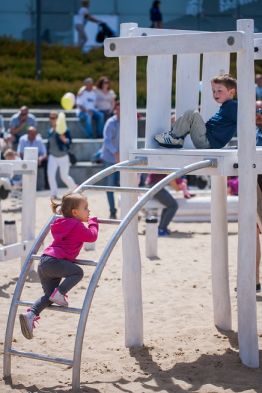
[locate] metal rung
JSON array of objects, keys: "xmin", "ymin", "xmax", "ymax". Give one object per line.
[
  {"xmin": 17, "ymin": 301, "xmax": 82, "ymax": 314},
  {"xmin": 9, "ymin": 348, "xmax": 73, "ymax": 366},
  {"xmin": 74, "ymin": 259, "xmax": 97, "ymax": 266},
  {"xmin": 82, "ymin": 185, "xmax": 149, "ymax": 193},
  {"xmin": 31, "ymin": 255, "xmax": 97, "ymax": 266},
  {"xmin": 118, "ymin": 166, "xmax": 180, "ymax": 173},
  {"xmin": 99, "ymin": 219, "xmax": 121, "ymax": 225}
]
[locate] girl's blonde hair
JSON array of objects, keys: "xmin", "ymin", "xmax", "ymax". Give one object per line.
[{"xmin": 51, "ymin": 193, "xmax": 87, "ymax": 217}]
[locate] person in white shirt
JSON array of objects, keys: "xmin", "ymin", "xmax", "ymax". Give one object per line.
[
  {"xmin": 76, "ymin": 77, "xmax": 104, "ymax": 138},
  {"xmin": 74, "ymin": 0, "xmax": 101, "ymax": 50}
]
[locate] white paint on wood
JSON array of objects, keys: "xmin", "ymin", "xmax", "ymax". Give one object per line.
[
  {"xmin": 119, "ymin": 23, "xmax": 143, "ymax": 347},
  {"xmin": 236, "ymin": 19, "xmax": 259, "ymax": 368},
  {"xmin": 105, "ymin": 31, "xmax": 244, "ymax": 57},
  {"xmin": 201, "ymin": 52, "xmax": 230, "ymax": 121},
  {"xmin": 21, "ymin": 148, "xmax": 37, "ymax": 269},
  {"xmin": 145, "ymin": 55, "xmax": 173, "ymax": 148},
  {"xmin": 211, "ymin": 176, "xmax": 232, "ymax": 329}
]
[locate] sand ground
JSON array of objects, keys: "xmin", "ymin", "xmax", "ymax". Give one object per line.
[{"xmin": 0, "ymin": 189, "xmax": 262, "ymax": 393}]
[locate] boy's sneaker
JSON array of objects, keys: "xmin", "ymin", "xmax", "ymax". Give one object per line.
[
  {"xmin": 49, "ymin": 288, "xmax": 68, "ymax": 307},
  {"xmin": 154, "ymin": 132, "xmax": 184, "ymax": 148},
  {"xmin": 19, "ymin": 309, "xmax": 40, "ymax": 340},
  {"xmin": 158, "ymin": 228, "xmax": 171, "ymax": 237}
]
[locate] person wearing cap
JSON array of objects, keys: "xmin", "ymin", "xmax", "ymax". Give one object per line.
[{"xmin": 76, "ymin": 78, "xmax": 104, "ymax": 138}]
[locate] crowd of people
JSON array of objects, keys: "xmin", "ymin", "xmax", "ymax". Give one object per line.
[{"xmin": 0, "ymin": 72, "xmax": 262, "ymax": 247}]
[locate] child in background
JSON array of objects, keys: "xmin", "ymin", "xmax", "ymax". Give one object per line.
[
  {"xmin": 175, "ymin": 177, "xmax": 196, "ymax": 199},
  {"xmin": 154, "ymin": 74, "xmax": 237, "ymax": 149},
  {"xmin": 19, "ymin": 192, "xmax": 99, "ymax": 340},
  {"xmin": 227, "ymin": 176, "xmax": 238, "ymax": 196}
]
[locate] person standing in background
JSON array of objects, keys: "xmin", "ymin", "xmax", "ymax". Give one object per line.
[
  {"xmin": 47, "ymin": 111, "xmax": 76, "ymax": 199},
  {"xmin": 74, "ymin": 0, "xmax": 101, "ymax": 51},
  {"xmin": 100, "ymin": 101, "xmax": 120, "ymax": 219},
  {"xmin": 150, "ymin": 1, "xmax": 163, "ymax": 28}
]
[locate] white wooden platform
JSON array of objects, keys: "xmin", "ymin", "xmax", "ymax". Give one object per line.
[{"xmin": 130, "ymin": 147, "xmax": 262, "ymax": 177}]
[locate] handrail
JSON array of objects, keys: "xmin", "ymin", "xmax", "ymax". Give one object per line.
[
  {"xmin": 72, "ymin": 158, "xmax": 217, "ymax": 389},
  {"xmin": 74, "ymin": 157, "xmax": 148, "ymax": 194}
]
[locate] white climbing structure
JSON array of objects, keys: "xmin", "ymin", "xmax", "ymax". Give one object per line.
[
  {"xmin": 0, "ymin": 147, "xmax": 37, "ymax": 263},
  {"xmin": 104, "ymin": 19, "xmax": 261, "ymax": 367},
  {"xmin": 4, "ymin": 20, "xmax": 262, "ymax": 392}
]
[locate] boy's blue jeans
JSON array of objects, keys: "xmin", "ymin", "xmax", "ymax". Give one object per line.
[{"xmin": 79, "ymin": 110, "xmax": 104, "ymax": 138}]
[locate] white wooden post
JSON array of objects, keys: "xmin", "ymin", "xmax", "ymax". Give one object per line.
[
  {"xmin": 21, "ymin": 148, "xmax": 37, "ymax": 270},
  {"xmin": 119, "ymin": 23, "xmax": 143, "ymax": 347},
  {"xmin": 236, "ymin": 19, "xmax": 258, "ymax": 367},
  {"xmin": 211, "ymin": 176, "xmax": 231, "ymax": 329},
  {"xmin": 201, "ymin": 52, "xmax": 231, "ymax": 330},
  {"xmin": 145, "ymin": 55, "xmax": 173, "ymax": 148},
  {"xmin": 176, "ymin": 53, "xmax": 200, "ymax": 148}
]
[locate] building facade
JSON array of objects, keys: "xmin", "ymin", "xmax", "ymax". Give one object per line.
[{"xmin": 0, "ymin": 0, "xmax": 261, "ymax": 46}]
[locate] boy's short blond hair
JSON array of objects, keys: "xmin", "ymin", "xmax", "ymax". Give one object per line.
[{"xmin": 211, "ymin": 74, "xmax": 237, "ymax": 91}]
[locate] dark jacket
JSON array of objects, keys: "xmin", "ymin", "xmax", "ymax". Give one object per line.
[{"xmin": 47, "ymin": 128, "xmax": 72, "ymax": 153}]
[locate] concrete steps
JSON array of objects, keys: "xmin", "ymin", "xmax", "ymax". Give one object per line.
[{"xmin": 0, "ymin": 109, "xmax": 146, "ymax": 138}]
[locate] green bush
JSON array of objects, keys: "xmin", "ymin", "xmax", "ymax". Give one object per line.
[{"xmin": 0, "ymin": 37, "xmax": 261, "ymax": 108}]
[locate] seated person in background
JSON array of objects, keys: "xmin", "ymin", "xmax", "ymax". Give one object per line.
[
  {"xmin": 95, "ymin": 76, "xmax": 116, "ymax": 120},
  {"xmin": 9, "ymin": 106, "xmax": 37, "ymax": 149},
  {"xmin": 154, "ymin": 74, "xmax": 237, "ymax": 149},
  {"xmin": 76, "ymin": 77, "xmax": 104, "ymax": 138},
  {"xmin": 17, "ymin": 126, "xmax": 49, "ymax": 190},
  {"xmin": 146, "ymin": 173, "xmax": 179, "ymax": 237},
  {"xmin": 3, "ymin": 148, "xmax": 22, "ymax": 187}
]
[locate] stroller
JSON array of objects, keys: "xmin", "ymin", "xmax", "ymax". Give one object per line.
[{"xmin": 96, "ymin": 22, "xmax": 115, "ymax": 43}]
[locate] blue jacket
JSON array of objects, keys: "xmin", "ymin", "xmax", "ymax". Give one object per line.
[
  {"xmin": 206, "ymin": 99, "xmax": 237, "ymax": 148},
  {"xmin": 47, "ymin": 128, "xmax": 72, "ymax": 153}
]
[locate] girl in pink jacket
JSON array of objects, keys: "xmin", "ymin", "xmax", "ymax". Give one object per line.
[{"xmin": 19, "ymin": 192, "xmax": 99, "ymax": 340}]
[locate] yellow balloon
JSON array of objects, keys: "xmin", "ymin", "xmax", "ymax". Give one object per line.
[
  {"xmin": 56, "ymin": 112, "xmax": 67, "ymax": 135},
  {"xmin": 61, "ymin": 92, "xmax": 75, "ymax": 110}
]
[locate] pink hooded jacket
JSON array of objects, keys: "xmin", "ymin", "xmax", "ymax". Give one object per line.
[{"xmin": 43, "ymin": 216, "xmax": 98, "ymax": 261}]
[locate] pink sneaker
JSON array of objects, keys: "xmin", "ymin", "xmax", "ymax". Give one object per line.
[
  {"xmin": 49, "ymin": 288, "xmax": 68, "ymax": 307},
  {"xmin": 19, "ymin": 309, "xmax": 40, "ymax": 340}
]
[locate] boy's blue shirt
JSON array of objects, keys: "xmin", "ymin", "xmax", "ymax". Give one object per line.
[{"xmin": 206, "ymin": 99, "xmax": 237, "ymax": 148}]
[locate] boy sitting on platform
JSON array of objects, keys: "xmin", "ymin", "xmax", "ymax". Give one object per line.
[{"xmin": 154, "ymin": 74, "xmax": 237, "ymax": 149}]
